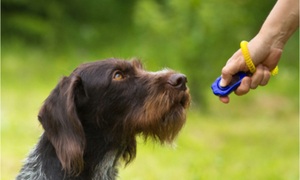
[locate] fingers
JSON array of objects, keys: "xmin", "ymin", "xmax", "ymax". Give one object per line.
[
  {"xmin": 234, "ymin": 65, "xmax": 271, "ymax": 96},
  {"xmin": 250, "ymin": 64, "xmax": 271, "ymax": 89},
  {"xmin": 219, "ymin": 68, "xmax": 233, "ymax": 87},
  {"xmin": 218, "ymin": 65, "xmax": 271, "ymax": 104},
  {"xmin": 220, "ymin": 50, "xmax": 248, "ymax": 87},
  {"xmin": 217, "ymin": 37, "xmax": 280, "ymax": 103},
  {"xmin": 219, "ymin": 96, "xmax": 230, "ymax": 104},
  {"xmin": 260, "ymin": 66, "xmax": 271, "ymax": 86},
  {"xmin": 234, "ymin": 76, "xmax": 251, "ymax": 96}
]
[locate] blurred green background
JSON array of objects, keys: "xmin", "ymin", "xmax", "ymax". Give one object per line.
[{"xmin": 1, "ymin": 0, "xmax": 299, "ymax": 179}]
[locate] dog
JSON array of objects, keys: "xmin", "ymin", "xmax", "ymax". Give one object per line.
[{"xmin": 17, "ymin": 58, "xmax": 191, "ymax": 180}]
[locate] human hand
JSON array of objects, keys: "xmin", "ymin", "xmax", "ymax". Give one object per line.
[{"xmin": 219, "ymin": 36, "xmax": 282, "ymax": 103}]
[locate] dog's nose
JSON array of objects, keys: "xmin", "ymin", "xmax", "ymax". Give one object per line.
[{"xmin": 168, "ymin": 73, "xmax": 187, "ymax": 91}]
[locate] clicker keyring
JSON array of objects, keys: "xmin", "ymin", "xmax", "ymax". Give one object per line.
[{"xmin": 211, "ymin": 72, "xmax": 247, "ymax": 96}]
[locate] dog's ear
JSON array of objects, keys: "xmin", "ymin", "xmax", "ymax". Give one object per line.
[{"xmin": 38, "ymin": 75, "xmax": 86, "ymax": 175}]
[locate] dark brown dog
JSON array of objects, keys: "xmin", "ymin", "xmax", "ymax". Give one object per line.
[{"xmin": 17, "ymin": 59, "xmax": 191, "ymax": 180}]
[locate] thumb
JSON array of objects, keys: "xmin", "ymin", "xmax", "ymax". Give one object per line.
[
  {"xmin": 220, "ymin": 73, "xmax": 232, "ymax": 87},
  {"xmin": 220, "ymin": 50, "xmax": 248, "ymax": 87}
]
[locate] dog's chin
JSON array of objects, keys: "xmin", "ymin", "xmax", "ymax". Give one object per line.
[
  {"xmin": 179, "ymin": 92, "xmax": 191, "ymax": 109},
  {"xmin": 167, "ymin": 101, "xmax": 187, "ymax": 122},
  {"xmin": 173, "ymin": 90, "xmax": 191, "ymax": 111},
  {"xmin": 156, "ymin": 104, "xmax": 187, "ymax": 144},
  {"xmin": 160, "ymin": 91, "xmax": 190, "ymax": 142}
]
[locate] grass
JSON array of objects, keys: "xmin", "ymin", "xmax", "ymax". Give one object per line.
[
  {"xmin": 120, "ymin": 116, "xmax": 298, "ymax": 180},
  {"xmin": 1, "ymin": 50, "xmax": 299, "ymax": 180},
  {"xmin": 119, "ymin": 96, "xmax": 298, "ymax": 180}
]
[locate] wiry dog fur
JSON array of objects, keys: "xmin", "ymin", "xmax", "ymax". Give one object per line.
[{"xmin": 17, "ymin": 58, "xmax": 191, "ymax": 180}]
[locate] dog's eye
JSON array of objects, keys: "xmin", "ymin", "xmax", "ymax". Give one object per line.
[{"xmin": 113, "ymin": 71, "xmax": 124, "ymax": 81}]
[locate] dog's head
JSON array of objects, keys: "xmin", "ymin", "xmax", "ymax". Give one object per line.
[{"xmin": 38, "ymin": 58, "xmax": 190, "ymax": 175}]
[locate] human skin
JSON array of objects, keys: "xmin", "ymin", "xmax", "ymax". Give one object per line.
[{"xmin": 219, "ymin": 0, "xmax": 299, "ymax": 104}]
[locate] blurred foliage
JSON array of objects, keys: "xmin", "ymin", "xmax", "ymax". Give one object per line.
[
  {"xmin": 2, "ymin": 0, "xmax": 136, "ymax": 48},
  {"xmin": 2, "ymin": 0, "xmax": 298, "ymax": 106}
]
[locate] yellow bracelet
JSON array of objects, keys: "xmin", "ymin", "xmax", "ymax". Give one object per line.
[
  {"xmin": 240, "ymin": 41, "xmax": 279, "ymax": 76},
  {"xmin": 240, "ymin": 41, "xmax": 256, "ymax": 73},
  {"xmin": 270, "ymin": 65, "xmax": 279, "ymax": 76}
]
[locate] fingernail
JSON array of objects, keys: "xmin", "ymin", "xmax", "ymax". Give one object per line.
[{"xmin": 219, "ymin": 79, "xmax": 226, "ymax": 87}]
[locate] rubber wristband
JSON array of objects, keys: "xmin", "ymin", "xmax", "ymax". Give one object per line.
[
  {"xmin": 240, "ymin": 41, "xmax": 256, "ymax": 73},
  {"xmin": 240, "ymin": 41, "xmax": 279, "ymax": 76},
  {"xmin": 271, "ymin": 65, "xmax": 279, "ymax": 76}
]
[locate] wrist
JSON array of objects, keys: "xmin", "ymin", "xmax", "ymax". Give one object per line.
[
  {"xmin": 258, "ymin": 24, "xmax": 297, "ymax": 50},
  {"xmin": 257, "ymin": 0, "xmax": 299, "ymax": 49},
  {"xmin": 257, "ymin": 30, "xmax": 283, "ymax": 49}
]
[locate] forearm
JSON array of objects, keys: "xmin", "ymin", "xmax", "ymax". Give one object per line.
[{"xmin": 258, "ymin": 0, "xmax": 299, "ymax": 49}]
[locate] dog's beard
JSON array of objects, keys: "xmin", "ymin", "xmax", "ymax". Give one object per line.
[{"xmin": 130, "ymin": 88, "xmax": 190, "ymax": 144}]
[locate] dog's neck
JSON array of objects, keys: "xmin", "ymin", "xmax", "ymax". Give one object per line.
[
  {"xmin": 18, "ymin": 133, "xmax": 123, "ymax": 180},
  {"xmin": 90, "ymin": 150, "xmax": 120, "ymax": 180}
]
